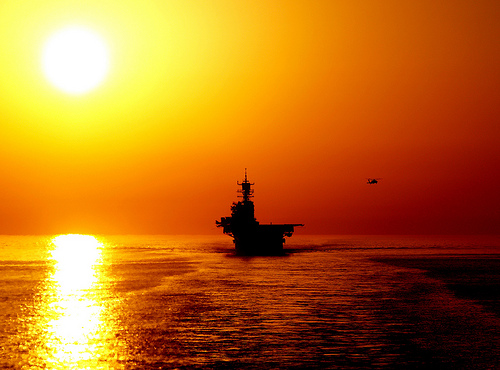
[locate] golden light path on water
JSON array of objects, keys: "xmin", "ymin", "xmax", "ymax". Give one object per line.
[
  {"xmin": 46, "ymin": 235, "xmax": 103, "ymax": 366},
  {"xmin": 31, "ymin": 234, "xmax": 122, "ymax": 368}
]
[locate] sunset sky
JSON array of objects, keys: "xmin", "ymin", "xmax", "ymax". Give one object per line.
[{"xmin": 0, "ymin": 0, "xmax": 498, "ymax": 235}]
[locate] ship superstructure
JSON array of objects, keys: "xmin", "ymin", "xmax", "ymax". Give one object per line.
[{"xmin": 216, "ymin": 170, "xmax": 303, "ymax": 255}]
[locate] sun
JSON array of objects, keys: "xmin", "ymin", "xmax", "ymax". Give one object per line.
[{"xmin": 42, "ymin": 26, "xmax": 109, "ymax": 95}]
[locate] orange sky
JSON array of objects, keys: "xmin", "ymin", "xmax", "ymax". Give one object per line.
[{"xmin": 0, "ymin": 0, "xmax": 498, "ymax": 234}]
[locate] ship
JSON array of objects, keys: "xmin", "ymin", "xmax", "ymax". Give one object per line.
[{"xmin": 216, "ymin": 170, "xmax": 303, "ymax": 255}]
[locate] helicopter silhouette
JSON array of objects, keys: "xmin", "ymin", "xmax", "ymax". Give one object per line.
[{"xmin": 367, "ymin": 178, "xmax": 382, "ymax": 184}]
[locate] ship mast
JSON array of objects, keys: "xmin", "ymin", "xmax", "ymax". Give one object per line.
[{"xmin": 237, "ymin": 168, "xmax": 254, "ymax": 202}]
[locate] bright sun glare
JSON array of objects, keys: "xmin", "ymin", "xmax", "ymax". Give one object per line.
[
  {"xmin": 50, "ymin": 234, "xmax": 102, "ymax": 293},
  {"xmin": 42, "ymin": 26, "xmax": 109, "ymax": 95}
]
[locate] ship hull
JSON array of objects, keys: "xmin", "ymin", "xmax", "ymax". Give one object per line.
[
  {"xmin": 231, "ymin": 224, "xmax": 295, "ymax": 256},
  {"xmin": 233, "ymin": 237, "xmax": 285, "ymax": 256}
]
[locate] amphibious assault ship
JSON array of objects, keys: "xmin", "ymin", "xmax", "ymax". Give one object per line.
[{"xmin": 216, "ymin": 170, "xmax": 303, "ymax": 255}]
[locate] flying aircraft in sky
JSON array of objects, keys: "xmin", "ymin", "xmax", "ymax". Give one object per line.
[{"xmin": 367, "ymin": 178, "xmax": 382, "ymax": 184}]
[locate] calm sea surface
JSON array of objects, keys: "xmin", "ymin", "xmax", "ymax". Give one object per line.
[{"xmin": 1, "ymin": 235, "xmax": 499, "ymax": 369}]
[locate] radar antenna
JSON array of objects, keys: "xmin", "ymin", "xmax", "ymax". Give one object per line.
[{"xmin": 237, "ymin": 168, "xmax": 254, "ymax": 202}]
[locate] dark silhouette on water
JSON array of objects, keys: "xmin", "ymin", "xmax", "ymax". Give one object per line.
[{"xmin": 216, "ymin": 170, "xmax": 303, "ymax": 255}]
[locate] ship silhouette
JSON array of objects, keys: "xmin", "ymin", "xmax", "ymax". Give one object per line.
[{"xmin": 216, "ymin": 170, "xmax": 303, "ymax": 255}]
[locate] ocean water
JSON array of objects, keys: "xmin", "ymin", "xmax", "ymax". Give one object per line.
[{"xmin": 1, "ymin": 235, "xmax": 499, "ymax": 369}]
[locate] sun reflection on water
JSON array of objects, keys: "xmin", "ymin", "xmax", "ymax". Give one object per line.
[
  {"xmin": 50, "ymin": 234, "xmax": 103, "ymax": 293},
  {"xmin": 28, "ymin": 234, "xmax": 119, "ymax": 368}
]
